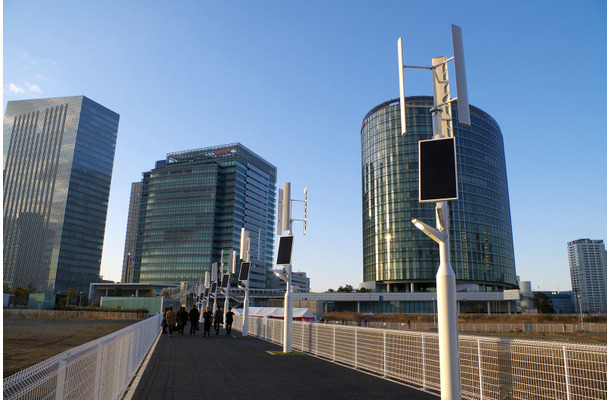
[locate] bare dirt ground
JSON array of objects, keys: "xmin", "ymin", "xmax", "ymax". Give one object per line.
[{"xmin": 3, "ymin": 318, "xmax": 139, "ymax": 377}]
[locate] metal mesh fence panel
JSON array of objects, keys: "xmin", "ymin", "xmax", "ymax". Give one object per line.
[
  {"xmin": 3, "ymin": 314, "xmax": 162, "ymax": 400},
  {"xmin": 235, "ymin": 315, "xmax": 606, "ymax": 400},
  {"xmin": 334, "ymin": 326, "xmax": 356, "ymax": 366}
]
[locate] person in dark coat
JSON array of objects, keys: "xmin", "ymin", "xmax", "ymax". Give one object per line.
[
  {"xmin": 225, "ymin": 307, "xmax": 235, "ymax": 335},
  {"xmin": 202, "ymin": 306, "xmax": 213, "ymax": 337},
  {"xmin": 177, "ymin": 306, "xmax": 189, "ymax": 336},
  {"xmin": 162, "ymin": 307, "xmax": 169, "ymax": 334},
  {"xmin": 189, "ymin": 305, "xmax": 200, "ymax": 336},
  {"xmin": 213, "ymin": 306, "xmax": 224, "ymax": 335}
]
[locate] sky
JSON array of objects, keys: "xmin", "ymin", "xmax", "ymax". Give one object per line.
[{"xmin": 3, "ymin": 1, "xmax": 607, "ymax": 293}]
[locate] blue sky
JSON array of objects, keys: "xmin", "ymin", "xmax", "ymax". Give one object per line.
[{"xmin": 4, "ymin": 1, "xmax": 606, "ymax": 293}]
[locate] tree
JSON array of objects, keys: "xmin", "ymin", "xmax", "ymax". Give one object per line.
[
  {"xmin": 4, "ymin": 282, "xmax": 12, "ymax": 294},
  {"xmin": 25, "ymin": 282, "xmax": 36, "ymax": 295},
  {"xmin": 325, "ymin": 288, "xmax": 335, "ymax": 293},
  {"xmin": 11, "ymin": 287, "xmax": 27, "ymax": 305},
  {"xmin": 337, "ymin": 284, "xmax": 354, "ymax": 293},
  {"xmin": 357, "ymin": 287, "xmax": 371, "ymax": 293},
  {"xmin": 533, "ymin": 292, "xmax": 556, "ymax": 314},
  {"xmin": 66, "ymin": 288, "xmax": 77, "ymax": 306}
]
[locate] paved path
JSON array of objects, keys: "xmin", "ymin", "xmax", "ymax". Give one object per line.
[{"xmin": 130, "ymin": 328, "xmax": 439, "ymax": 400}]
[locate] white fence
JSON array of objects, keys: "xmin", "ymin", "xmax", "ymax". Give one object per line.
[
  {"xmin": 235, "ymin": 316, "xmax": 607, "ymax": 400},
  {"xmin": 323, "ymin": 320, "xmax": 607, "ymax": 334},
  {"xmin": 3, "ymin": 314, "xmax": 162, "ymax": 400}
]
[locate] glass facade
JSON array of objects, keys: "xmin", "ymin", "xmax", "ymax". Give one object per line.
[
  {"xmin": 132, "ymin": 143, "xmax": 276, "ymax": 287},
  {"xmin": 3, "ymin": 96, "xmax": 119, "ymax": 293},
  {"xmin": 121, "ymin": 181, "xmax": 142, "ymax": 283},
  {"xmin": 362, "ymin": 96, "xmax": 517, "ymax": 291}
]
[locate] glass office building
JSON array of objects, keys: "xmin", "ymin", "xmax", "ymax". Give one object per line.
[
  {"xmin": 362, "ymin": 96, "xmax": 517, "ymax": 292},
  {"xmin": 3, "ymin": 96, "xmax": 120, "ymax": 294},
  {"xmin": 131, "ymin": 143, "xmax": 276, "ymax": 288},
  {"xmin": 121, "ymin": 182, "xmax": 142, "ymax": 283}
]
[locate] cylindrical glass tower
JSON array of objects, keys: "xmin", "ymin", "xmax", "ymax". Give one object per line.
[{"xmin": 361, "ymin": 96, "xmax": 517, "ymax": 292}]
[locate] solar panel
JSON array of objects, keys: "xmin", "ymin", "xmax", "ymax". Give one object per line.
[
  {"xmin": 419, "ymin": 137, "xmax": 458, "ymax": 202},
  {"xmin": 276, "ymin": 236, "xmax": 294, "ymax": 265},
  {"xmin": 238, "ymin": 262, "xmax": 250, "ymax": 281}
]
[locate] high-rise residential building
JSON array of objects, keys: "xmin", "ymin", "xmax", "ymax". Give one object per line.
[
  {"xmin": 3, "ymin": 96, "xmax": 119, "ymax": 294},
  {"xmin": 129, "ymin": 143, "xmax": 276, "ymax": 288},
  {"xmin": 568, "ymin": 239, "xmax": 607, "ymax": 314},
  {"xmin": 361, "ymin": 96, "xmax": 517, "ymax": 294},
  {"xmin": 121, "ymin": 182, "xmax": 142, "ymax": 283}
]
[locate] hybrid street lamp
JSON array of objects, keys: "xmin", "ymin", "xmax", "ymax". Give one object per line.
[
  {"xmin": 276, "ymin": 182, "xmax": 307, "ymax": 353},
  {"xmin": 222, "ymin": 250, "xmax": 237, "ymax": 330},
  {"xmin": 398, "ymin": 24, "xmax": 470, "ymax": 400},
  {"xmin": 238, "ymin": 227, "xmax": 252, "ymax": 337}
]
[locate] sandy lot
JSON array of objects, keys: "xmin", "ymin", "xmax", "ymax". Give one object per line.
[{"xmin": 3, "ymin": 318, "xmax": 139, "ymax": 377}]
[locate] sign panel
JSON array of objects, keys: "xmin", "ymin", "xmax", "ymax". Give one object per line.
[
  {"xmin": 238, "ymin": 262, "xmax": 250, "ymax": 282},
  {"xmin": 211, "ymin": 282, "xmax": 217, "ymax": 293},
  {"xmin": 276, "ymin": 236, "xmax": 294, "ymax": 265},
  {"xmin": 419, "ymin": 137, "xmax": 458, "ymax": 202},
  {"xmin": 221, "ymin": 274, "xmax": 229, "ymax": 288}
]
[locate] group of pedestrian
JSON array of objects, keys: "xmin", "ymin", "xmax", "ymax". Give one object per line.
[{"xmin": 162, "ymin": 305, "xmax": 234, "ymax": 338}]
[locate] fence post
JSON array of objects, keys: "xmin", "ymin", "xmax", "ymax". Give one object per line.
[
  {"xmin": 355, "ymin": 327, "xmax": 358, "ymax": 369},
  {"xmin": 383, "ymin": 330, "xmax": 387, "ymax": 377},
  {"xmin": 477, "ymin": 339, "xmax": 484, "ymax": 400},
  {"xmin": 333, "ymin": 325, "xmax": 336, "ymax": 361},
  {"xmin": 563, "ymin": 346, "xmax": 572, "ymax": 400},
  {"xmin": 55, "ymin": 360, "xmax": 67, "ymax": 400},
  {"xmin": 422, "ymin": 333, "xmax": 426, "ymax": 390},
  {"xmin": 114, "ymin": 333, "xmax": 124, "ymax": 398},
  {"xmin": 93, "ymin": 342, "xmax": 104, "ymax": 400}
]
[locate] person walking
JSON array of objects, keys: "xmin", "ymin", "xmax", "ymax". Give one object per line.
[
  {"xmin": 177, "ymin": 306, "xmax": 189, "ymax": 336},
  {"xmin": 161, "ymin": 307, "xmax": 169, "ymax": 334},
  {"xmin": 165, "ymin": 306, "xmax": 177, "ymax": 337},
  {"xmin": 189, "ymin": 305, "xmax": 200, "ymax": 336},
  {"xmin": 213, "ymin": 306, "xmax": 224, "ymax": 335},
  {"xmin": 202, "ymin": 306, "xmax": 213, "ymax": 337},
  {"xmin": 225, "ymin": 307, "xmax": 235, "ymax": 335}
]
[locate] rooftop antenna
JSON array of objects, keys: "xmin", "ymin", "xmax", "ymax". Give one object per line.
[{"xmin": 397, "ymin": 24, "xmax": 470, "ymax": 400}]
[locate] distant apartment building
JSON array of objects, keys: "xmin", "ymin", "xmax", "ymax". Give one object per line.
[
  {"xmin": 125, "ymin": 143, "xmax": 276, "ymax": 288},
  {"xmin": 121, "ymin": 182, "xmax": 142, "ymax": 283},
  {"xmin": 568, "ymin": 239, "xmax": 607, "ymax": 314},
  {"xmin": 3, "ymin": 96, "xmax": 119, "ymax": 293}
]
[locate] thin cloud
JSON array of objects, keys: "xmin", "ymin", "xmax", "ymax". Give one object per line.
[
  {"xmin": 6, "ymin": 83, "xmax": 25, "ymax": 94},
  {"xmin": 4, "ymin": 82, "xmax": 43, "ymax": 97},
  {"xmin": 25, "ymin": 82, "xmax": 42, "ymax": 94}
]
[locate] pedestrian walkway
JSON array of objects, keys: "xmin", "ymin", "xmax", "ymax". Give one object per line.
[{"xmin": 128, "ymin": 328, "xmax": 439, "ymax": 400}]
